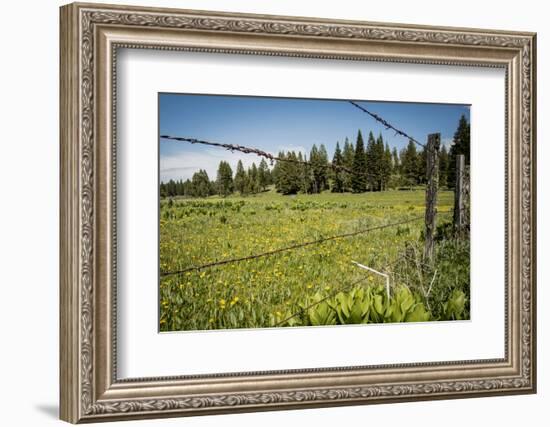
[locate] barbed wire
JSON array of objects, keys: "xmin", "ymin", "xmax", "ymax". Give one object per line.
[
  {"xmin": 348, "ymin": 101, "xmax": 426, "ymax": 149},
  {"xmin": 160, "ymin": 135, "xmax": 353, "ymax": 174},
  {"xmin": 160, "ymin": 215, "xmax": 424, "ymax": 277}
]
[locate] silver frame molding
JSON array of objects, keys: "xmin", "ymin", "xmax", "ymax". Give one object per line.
[{"xmin": 60, "ymin": 2, "xmax": 536, "ymax": 423}]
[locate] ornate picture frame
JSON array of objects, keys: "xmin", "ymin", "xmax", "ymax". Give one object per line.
[{"xmin": 60, "ymin": 2, "xmax": 536, "ymax": 423}]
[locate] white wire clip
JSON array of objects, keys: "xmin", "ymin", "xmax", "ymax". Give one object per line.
[{"xmin": 351, "ymin": 260, "xmax": 390, "ymax": 299}]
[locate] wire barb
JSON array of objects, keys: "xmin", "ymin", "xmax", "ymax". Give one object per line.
[{"xmin": 348, "ymin": 101, "xmax": 426, "ymax": 149}]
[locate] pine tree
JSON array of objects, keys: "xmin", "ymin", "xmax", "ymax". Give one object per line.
[
  {"xmin": 309, "ymin": 145, "xmax": 320, "ymax": 193},
  {"xmin": 447, "ymin": 114, "xmax": 470, "ymax": 188},
  {"xmin": 216, "ymin": 161, "xmax": 233, "ymax": 197},
  {"xmin": 401, "ymin": 140, "xmax": 419, "ymax": 188},
  {"xmin": 352, "ymin": 130, "xmax": 367, "ymax": 192},
  {"xmin": 191, "ymin": 170, "xmax": 211, "ymax": 197},
  {"xmin": 317, "ymin": 144, "xmax": 329, "ymax": 191},
  {"xmin": 258, "ymin": 158, "xmax": 270, "ymax": 191},
  {"xmin": 244, "ymin": 168, "xmax": 253, "ymax": 194},
  {"xmin": 277, "ymin": 151, "xmax": 301, "ymax": 195},
  {"xmin": 175, "ymin": 180, "xmax": 184, "ymax": 196},
  {"xmin": 342, "ymin": 137, "xmax": 354, "ymax": 191},
  {"xmin": 208, "ymin": 179, "xmax": 217, "ymax": 196},
  {"xmin": 290, "ymin": 151, "xmax": 303, "ymax": 195},
  {"xmin": 272, "ymin": 151, "xmax": 284, "ymax": 192},
  {"xmin": 183, "ymin": 179, "xmax": 192, "ymax": 197},
  {"xmin": 392, "ymin": 147, "xmax": 400, "ymax": 173},
  {"xmin": 249, "ymin": 162, "xmax": 259, "ymax": 194},
  {"xmin": 374, "ymin": 134, "xmax": 385, "ymax": 191},
  {"xmin": 160, "ymin": 182, "xmax": 167, "ymax": 198},
  {"xmin": 166, "ymin": 179, "xmax": 176, "ymax": 197},
  {"xmin": 234, "ymin": 160, "xmax": 247, "ymax": 195},
  {"xmin": 381, "ymin": 143, "xmax": 392, "ymax": 191},
  {"xmin": 365, "ymin": 131, "xmax": 376, "ymax": 190},
  {"xmin": 331, "ymin": 141, "xmax": 345, "ymax": 192},
  {"xmin": 298, "ymin": 152, "xmax": 311, "ymax": 193}
]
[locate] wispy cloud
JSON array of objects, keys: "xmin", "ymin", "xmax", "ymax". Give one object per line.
[
  {"xmin": 161, "ymin": 166, "xmax": 196, "ymax": 173},
  {"xmin": 160, "ymin": 142, "xmax": 331, "ymax": 182},
  {"xmin": 160, "ymin": 149, "xmax": 261, "ymax": 182}
]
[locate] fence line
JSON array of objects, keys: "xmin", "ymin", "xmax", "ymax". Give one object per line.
[
  {"xmin": 160, "ymin": 215, "xmax": 425, "ymax": 277},
  {"xmin": 160, "ymin": 135, "xmax": 354, "ymax": 174},
  {"xmin": 348, "ymin": 101, "xmax": 426, "ymax": 149},
  {"xmin": 160, "ymin": 101, "xmax": 460, "ymax": 280}
]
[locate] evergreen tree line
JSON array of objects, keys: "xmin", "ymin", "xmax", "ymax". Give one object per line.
[
  {"xmin": 160, "ymin": 115, "xmax": 470, "ymax": 198},
  {"xmin": 160, "ymin": 158, "xmax": 272, "ymax": 198}
]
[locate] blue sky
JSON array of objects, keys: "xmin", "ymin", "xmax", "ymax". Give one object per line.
[{"xmin": 159, "ymin": 93, "xmax": 470, "ymax": 182}]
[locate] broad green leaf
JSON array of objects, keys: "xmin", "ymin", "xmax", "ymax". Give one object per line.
[{"xmin": 405, "ymin": 303, "xmax": 431, "ymax": 322}]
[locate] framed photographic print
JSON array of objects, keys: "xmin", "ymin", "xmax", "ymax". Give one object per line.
[{"xmin": 60, "ymin": 2, "xmax": 536, "ymax": 423}]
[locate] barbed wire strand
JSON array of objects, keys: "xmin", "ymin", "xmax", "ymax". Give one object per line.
[
  {"xmin": 160, "ymin": 135, "xmax": 353, "ymax": 174},
  {"xmin": 348, "ymin": 101, "xmax": 426, "ymax": 149},
  {"xmin": 160, "ymin": 215, "xmax": 424, "ymax": 277}
]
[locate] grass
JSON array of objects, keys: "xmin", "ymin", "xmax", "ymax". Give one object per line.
[{"xmin": 159, "ymin": 188, "xmax": 469, "ymax": 331}]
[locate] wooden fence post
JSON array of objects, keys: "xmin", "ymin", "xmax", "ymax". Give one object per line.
[
  {"xmin": 424, "ymin": 133, "xmax": 440, "ymax": 263},
  {"xmin": 454, "ymin": 154, "xmax": 466, "ymax": 234}
]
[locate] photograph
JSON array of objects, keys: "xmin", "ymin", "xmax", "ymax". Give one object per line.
[
  {"xmin": 158, "ymin": 94, "xmax": 471, "ymax": 332},
  {"xmin": 56, "ymin": 3, "xmax": 536, "ymax": 422}
]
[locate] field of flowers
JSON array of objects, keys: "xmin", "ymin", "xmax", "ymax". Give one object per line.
[{"xmin": 159, "ymin": 189, "xmax": 469, "ymax": 331}]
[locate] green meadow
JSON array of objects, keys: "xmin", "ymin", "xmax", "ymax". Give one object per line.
[{"xmin": 159, "ymin": 189, "xmax": 469, "ymax": 331}]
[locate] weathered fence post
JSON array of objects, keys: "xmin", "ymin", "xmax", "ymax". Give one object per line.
[
  {"xmin": 454, "ymin": 154, "xmax": 466, "ymax": 234},
  {"xmin": 424, "ymin": 133, "xmax": 440, "ymax": 263}
]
